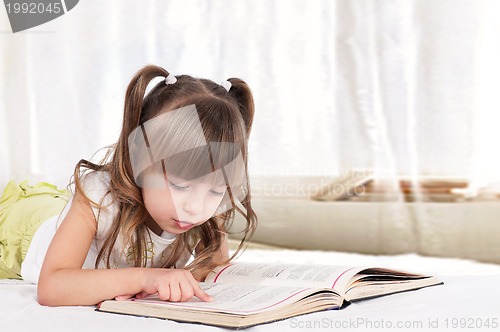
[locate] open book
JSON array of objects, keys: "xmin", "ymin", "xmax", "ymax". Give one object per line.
[{"xmin": 97, "ymin": 262, "xmax": 442, "ymax": 329}]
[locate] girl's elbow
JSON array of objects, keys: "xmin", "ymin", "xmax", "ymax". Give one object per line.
[
  {"xmin": 37, "ymin": 281, "xmax": 53, "ymax": 306},
  {"xmin": 37, "ymin": 275, "xmax": 59, "ymax": 306},
  {"xmin": 37, "ymin": 291, "xmax": 52, "ymax": 306}
]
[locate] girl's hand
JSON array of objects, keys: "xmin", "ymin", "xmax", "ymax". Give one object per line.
[{"xmin": 116, "ymin": 268, "xmax": 213, "ymax": 303}]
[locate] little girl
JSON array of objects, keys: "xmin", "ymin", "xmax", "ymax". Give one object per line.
[{"xmin": 0, "ymin": 65, "xmax": 257, "ymax": 306}]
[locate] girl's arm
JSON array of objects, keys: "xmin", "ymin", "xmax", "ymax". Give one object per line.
[{"xmin": 37, "ymin": 191, "xmax": 211, "ymax": 306}]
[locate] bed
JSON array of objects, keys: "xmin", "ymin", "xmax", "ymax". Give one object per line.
[{"xmin": 2, "ymin": 248, "xmax": 500, "ymax": 331}]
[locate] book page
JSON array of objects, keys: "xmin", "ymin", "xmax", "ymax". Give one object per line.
[
  {"xmin": 133, "ymin": 282, "xmax": 329, "ymax": 314},
  {"xmin": 205, "ymin": 263, "xmax": 366, "ymax": 294}
]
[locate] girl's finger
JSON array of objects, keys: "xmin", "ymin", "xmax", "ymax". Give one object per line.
[
  {"xmin": 179, "ymin": 280, "xmax": 195, "ymax": 302},
  {"xmin": 185, "ymin": 271, "xmax": 213, "ymax": 302},
  {"xmin": 192, "ymin": 283, "xmax": 213, "ymax": 302},
  {"xmin": 134, "ymin": 291, "xmax": 150, "ymax": 299},
  {"xmin": 157, "ymin": 282, "xmax": 171, "ymax": 301},
  {"xmin": 169, "ymin": 283, "xmax": 182, "ymax": 302},
  {"xmin": 115, "ymin": 294, "xmax": 134, "ymax": 301}
]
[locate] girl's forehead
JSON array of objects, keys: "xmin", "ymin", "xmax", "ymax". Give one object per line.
[
  {"xmin": 128, "ymin": 104, "xmax": 243, "ymax": 185},
  {"xmin": 128, "ymin": 104, "xmax": 204, "ymax": 182}
]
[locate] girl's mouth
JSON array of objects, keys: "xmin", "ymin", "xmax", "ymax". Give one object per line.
[{"xmin": 174, "ymin": 219, "xmax": 194, "ymax": 230}]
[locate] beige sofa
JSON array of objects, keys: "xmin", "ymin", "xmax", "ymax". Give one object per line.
[{"xmin": 230, "ymin": 176, "xmax": 500, "ymax": 264}]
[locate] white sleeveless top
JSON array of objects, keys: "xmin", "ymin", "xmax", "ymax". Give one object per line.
[{"xmin": 21, "ymin": 171, "xmax": 192, "ymax": 284}]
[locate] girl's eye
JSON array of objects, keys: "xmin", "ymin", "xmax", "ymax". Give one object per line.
[
  {"xmin": 210, "ymin": 189, "xmax": 226, "ymax": 196},
  {"xmin": 168, "ymin": 181, "xmax": 189, "ymax": 191}
]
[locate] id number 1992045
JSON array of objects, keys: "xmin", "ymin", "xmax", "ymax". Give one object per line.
[{"xmin": 6, "ymin": 2, "xmax": 62, "ymax": 14}]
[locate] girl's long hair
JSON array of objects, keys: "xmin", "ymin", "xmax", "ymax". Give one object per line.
[{"xmin": 73, "ymin": 65, "xmax": 257, "ymax": 279}]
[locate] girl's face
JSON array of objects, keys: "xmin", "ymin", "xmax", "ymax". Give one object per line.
[{"xmin": 141, "ymin": 170, "xmax": 227, "ymax": 235}]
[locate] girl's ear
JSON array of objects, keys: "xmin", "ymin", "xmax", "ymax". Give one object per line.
[{"xmin": 227, "ymin": 78, "xmax": 255, "ymax": 136}]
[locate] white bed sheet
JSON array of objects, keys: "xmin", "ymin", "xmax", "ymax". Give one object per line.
[{"xmin": 2, "ymin": 249, "xmax": 500, "ymax": 332}]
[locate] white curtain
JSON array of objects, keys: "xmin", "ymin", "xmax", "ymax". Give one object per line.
[{"xmin": 1, "ymin": 0, "xmax": 500, "ymax": 190}]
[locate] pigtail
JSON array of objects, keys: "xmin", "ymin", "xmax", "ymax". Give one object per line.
[
  {"xmin": 225, "ymin": 77, "xmax": 257, "ymax": 234},
  {"xmin": 226, "ymin": 78, "xmax": 258, "ymax": 275},
  {"xmin": 226, "ymin": 78, "xmax": 255, "ymax": 136},
  {"xmin": 99, "ymin": 65, "xmax": 174, "ymax": 267},
  {"xmin": 183, "ymin": 77, "xmax": 258, "ymax": 279},
  {"xmin": 112, "ymin": 64, "xmax": 172, "ymax": 195},
  {"xmin": 87, "ymin": 65, "xmax": 178, "ymax": 269},
  {"xmin": 122, "ymin": 65, "xmax": 171, "ymax": 135}
]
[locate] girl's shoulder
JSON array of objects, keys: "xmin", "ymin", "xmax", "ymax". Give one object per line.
[
  {"xmin": 78, "ymin": 170, "xmax": 115, "ymax": 224},
  {"xmin": 80, "ymin": 170, "xmax": 111, "ymax": 194}
]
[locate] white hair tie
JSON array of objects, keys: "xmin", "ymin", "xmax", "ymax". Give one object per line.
[
  {"xmin": 220, "ymin": 80, "xmax": 231, "ymax": 92},
  {"xmin": 165, "ymin": 73, "xmax": 177, "ymax": 85}
]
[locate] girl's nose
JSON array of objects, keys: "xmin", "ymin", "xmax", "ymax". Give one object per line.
[{"xmin": 182, "ymin": 193, "xmax": 204, "ymax": 216}]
